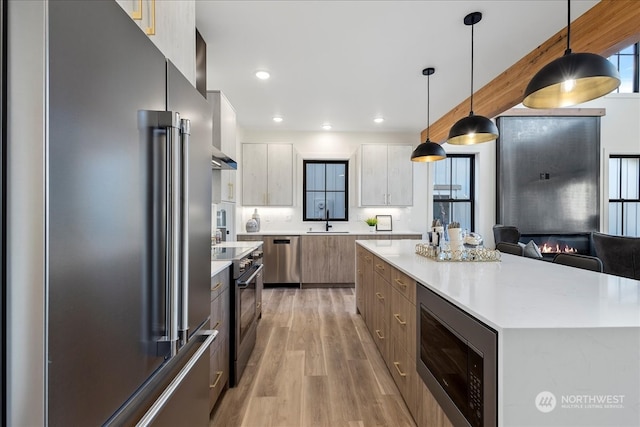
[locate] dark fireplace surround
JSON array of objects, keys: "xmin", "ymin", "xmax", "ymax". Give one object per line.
[
  {"xmin": 520, "ymin": 232, "xmax": 593, "ymax": 259},
  {"xmin": 496, "ymin": 115, "xmax": 601, "ymax": 255}
]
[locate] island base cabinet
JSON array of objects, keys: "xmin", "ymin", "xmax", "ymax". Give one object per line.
[
  {"xmin": 390, "ymin": 338, "xmax": 417, "ymax": 415},
  {"xmin": 373, "ymin": 272, "xmax": 390, "ymax": 362},
  {"xmin": 208, "ymin": 337, "xmax": 229, "ymax": 410},
  {"xmin": 389, "ymin": 286, "xmax": 415, "ymax": 357},
  {"xmin": 418, "ymin": 379, "xmax": 454, "ymax": 427}
]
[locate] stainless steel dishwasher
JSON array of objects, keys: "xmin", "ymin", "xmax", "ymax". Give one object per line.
[{"xmin": 263, "ymin": 236, "xmax": 301, "ymax": 284}]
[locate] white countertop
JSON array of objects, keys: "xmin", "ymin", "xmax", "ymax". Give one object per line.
[
  {"xmin": 238, "ymin": 230, "xmax": 422, "ymax": 236},
  {"xmin": 210, "ymin": 241, "xmax": 262, "ymax": 277},
  {"xmin": 213, "ymin": 241, "xmax": 264, "ymax": 248},
  {"xmin": 211, "ymin": 260, "xmax": 231, "ymax": 277},
  {"xmin": 357, "ymin": 239, "xmax": 640, "ymax": 330}
]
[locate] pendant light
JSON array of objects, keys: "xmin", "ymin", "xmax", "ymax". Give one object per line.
[
  {"xmin": 523, "ymin": 0, "xmax": 620, "ymax": 108},
  {"xmin": 411, "ymin": 67, "xmax": 446, "ymax": 162},
  {"xmin": 447, "ymin": 12, "xmax": 498, "ymax": 146}
]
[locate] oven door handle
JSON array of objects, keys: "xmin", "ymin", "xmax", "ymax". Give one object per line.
[{"xmin": 237, "ymin": 264, "xmax": 264, "ymax": 288}]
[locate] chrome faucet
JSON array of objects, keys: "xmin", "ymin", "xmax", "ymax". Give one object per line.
[{"xmin": 325, "ymin": 209, "xmax": 332, "ymax": 231}]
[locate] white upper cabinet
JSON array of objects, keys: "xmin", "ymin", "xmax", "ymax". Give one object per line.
[
  {"xmin": 242, "ymin": 143, "xmax": 293, "ymax": 206},
  {"xmin": 209, "ymin": 91, "xmax": 237, "ymax": 203},
  {"xmin": 360, "ymin": 144, "xmax": 413, "ymax": 206}
]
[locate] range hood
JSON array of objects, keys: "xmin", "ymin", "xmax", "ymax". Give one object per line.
[{"xmin": 211, "ymin": 145, "xmax": 237, "ymax": 170}]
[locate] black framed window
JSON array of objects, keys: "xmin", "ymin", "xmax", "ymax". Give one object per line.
[
  {"xmin": 608, "ymin": 42, "xmax": 639, "ymax": 93},
  {"xmin": 432, "ymin": 154, "xmax": 475, "ymax": 231},
  {"xmin": 609, "ymin": 155, "xmax": 640, "ymax": 236},
  {"xmin": 303, "ymin": 160, "xmax": 348, "ymax": 221}
]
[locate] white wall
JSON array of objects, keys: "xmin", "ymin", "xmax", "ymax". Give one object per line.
[
  {"xmin": 236, "ymin": 93, "xmax": 640, "ymax": 246},
  {"xmin": 237, "ymin": 130, "xmax": 428, "ymax": 236}
]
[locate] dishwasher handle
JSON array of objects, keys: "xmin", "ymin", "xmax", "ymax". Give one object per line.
[{"xmin": 273, "ymin": 239, "xmax": 291, "ymax": 244}]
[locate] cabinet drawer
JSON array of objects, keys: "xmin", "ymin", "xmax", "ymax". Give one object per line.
[
  {"xmin": 373, "ymin": 256, "xmax": 391, "ymax": 282},
  {"xmin": 390, "ymin": 286, "xmax": 416, "ymax": 361},
  {"xmin": 391, "ymin": 267, "xmax": 416, "ymax": 305},
  {"xmin": 211, "ymin": 268, "xmax": 230, "ymax": 301},
  {"xmin": 389, "ymin": 337, "xmax": 418, "ymax": 418},
  {"xmin": 209, "ymin": 337, "xmax": 229, "ymax": 411},
  {"xmin": 210, "ymin": 288, "xmax": 229, "ymax": 352}
]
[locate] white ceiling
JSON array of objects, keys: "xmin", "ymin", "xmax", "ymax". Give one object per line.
[{"xmin": 195, "ymin": 0, "xmax": 599, "ymax": 135}]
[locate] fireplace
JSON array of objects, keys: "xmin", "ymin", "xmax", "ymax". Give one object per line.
[{"xmin": 520, "ymin": 233, "xmax": 593, "ymax": 259}]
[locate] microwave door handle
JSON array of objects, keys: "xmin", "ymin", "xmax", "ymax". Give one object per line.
[
  {"xmin": 178, "ymin": 118, "xmax": 190, "ymax": 346},
  {"xmin": 237, "ymin": 264, "xmax": 264, "ymax": 287}
]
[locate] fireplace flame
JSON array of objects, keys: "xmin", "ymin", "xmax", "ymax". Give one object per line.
[{"xmin": 539, "ymin": 242, "xmax": 578, "ymax": 254}]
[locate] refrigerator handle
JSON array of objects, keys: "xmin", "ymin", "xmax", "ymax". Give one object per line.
[
  {"xmin": 167, "ymin": 112, "xmax": 182, "ymax": 356},
  {"xmin": 137, "ymin": 110, "xmax": 181, "ymax": 358},
  {"xmin": 178, "ymin": 118, "xmax": 191, "ymax": 346}
]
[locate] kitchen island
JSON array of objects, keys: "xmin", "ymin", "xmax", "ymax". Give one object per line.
[{"xmin": 357, "ymin": 239, "xmax": 640, "ymax": 427}]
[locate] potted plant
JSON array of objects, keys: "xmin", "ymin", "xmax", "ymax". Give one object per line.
[{"xmin": 365, "ymin": 217, "xmax": 378, "ymax": 232}]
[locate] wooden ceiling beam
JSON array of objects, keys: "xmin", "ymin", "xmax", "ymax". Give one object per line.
[{"xmin": 422, "ymin": 0, "xmax": 640, "ymax": 144}]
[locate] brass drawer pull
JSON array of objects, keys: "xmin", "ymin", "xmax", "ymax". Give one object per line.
[
  {"xmin": 375, "ymin": 292, "xmax": 384, "ymax": 300},
  {"xmin": 211, "ymin": 321, "xmax": 221, "ymax": 330},
  {"xmin": 393, "ymin": 362, "xmax": 407, "ymax": 377},
  {"xmin": 210, "ymin": 371, "xmax": 224, "ymax": 389},
  {"xmin": 365, "ymin": 255, "xmax": 372, "ymax": 261},
  {"xmin": 256, "ymin": 302, "xmax": 262, "ymax": 309},
  {"xmin": 211, "ymin": 282, "xmax": 223, "ymax": 291},
  {"xmin": 394, "ymin": 278, "xmax": 407, "ymax": 288},
  {"xmin": 375, "ymin": 264, "xmax": 385, "ymax": 271},
  {"xmin": 375, "ymin": 329, "xmax": 385, "ymax": 339},
  {"xmin": 394, "ymin": 314, "xmax": 406, "ymax": 325}
]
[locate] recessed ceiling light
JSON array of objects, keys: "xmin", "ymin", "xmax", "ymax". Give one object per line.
[
  {"xmin": 374, "ymin": 117, "xmax": 384, "ymax": 124},
  {"xmin": 322, "ymin": 123, "xmax": 332, "ymax": 130},
  {"xmin": 255, "ymin": 70, "xmax": 270, "ymax": 80},
  {"xmin": 273, "ymin": 116, "xmax": 283, "ymax": 123}
]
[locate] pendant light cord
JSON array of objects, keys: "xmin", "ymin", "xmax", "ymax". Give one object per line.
[
  {"xmin": 565, "ymin": 0, "xmax": 572, "ymax": 55},
  {"xmin": 470, "ymin": 21, "xmax": 475, "ymax": 115},
  {"xmin": 426, "ymin": 73, "xmax": 430, "ymax": 141}
]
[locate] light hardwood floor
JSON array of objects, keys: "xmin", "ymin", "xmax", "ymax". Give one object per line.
[{"xmin": 210, "ymin": 287, "xmax": 416, "ymax": 427}]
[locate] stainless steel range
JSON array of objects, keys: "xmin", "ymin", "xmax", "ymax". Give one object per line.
[{"xmin": 211, "ymin": 243, "xmax": 263, "ymax": 386}]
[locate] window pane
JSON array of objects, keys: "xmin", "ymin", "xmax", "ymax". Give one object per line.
[
  {"xmin": 451, "ymin": 202, "xmax": 472, "ymax": 232},
  {"xmin": 326, "ymin": 163, "xmax": 345, "ymax": 191},
  {"xmin": 306, "ymin": 191, "xmax": 326, "ymax": 219},
  {"xmin": 623, "ymin": 202, "xmax": 640, "ymax": 237},
  {"xmin": 451, "ymin": 157, "xmax": 471, "ymax": 200},
  {"xmin": 326, "ymin": 192, "xmax": 347, "ymax": 220},
  {"xmin": 619, "ymin": 55, "xmax": 635, "ymax": 93},
  {"xmin": 609, "ymin": 158, "xmax": 621, "ymax": 199},
  {"xmin": 306, "ymin": 163, "xmax": 325, "ymax": 191},
  {"xmin": 621, "ymin": 158, "xmax": 639, "ymax": 199},
  {"xmin": 609, "ymin": 202, "xmax": 622, "ymax": 235},
  {"xmin": 433, "ymin": 158, "xmax": 450, "ymax": 196}
]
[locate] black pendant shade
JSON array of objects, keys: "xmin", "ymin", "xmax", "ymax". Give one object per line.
[
  {"xmin": 523, "ymin": 51, "xmax": 620, "ymax": 109},
  {"xmin": 411, "ymin": 140, "xmax": 446, "ymax": 162},
  {"xmin": 523, "ymin": 0, "xmax": 620, "ymax": 108},
  {"xmin": 447, "ymin": 12, "xmax": 498, "ymax": 146},
  {"xmin": 411, "ymin": 67, "xmax": 446, "ymax": 162},
  {"xmin": 447, "ymin": 113, "xmax": 499, "ymax": 145}
]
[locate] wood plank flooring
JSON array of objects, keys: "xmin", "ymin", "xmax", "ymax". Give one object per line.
[{"xmin": 210, "ymin": 287, "xmax": 416, "ymax": 427}]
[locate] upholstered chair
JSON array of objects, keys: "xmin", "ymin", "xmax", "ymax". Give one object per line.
[{"xmin": 591, "ymin": 232, "xmax": 640, "ymax": 279}]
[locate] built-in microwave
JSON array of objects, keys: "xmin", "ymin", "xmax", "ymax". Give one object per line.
[{"xmin": 416, "ymin": 284, "xmax": 498, "ymax": 427}]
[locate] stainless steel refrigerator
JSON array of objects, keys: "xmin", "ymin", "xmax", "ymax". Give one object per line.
[{"xmin": 48, "ymin": 2, "xmax": 213, "ymax": 425}]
